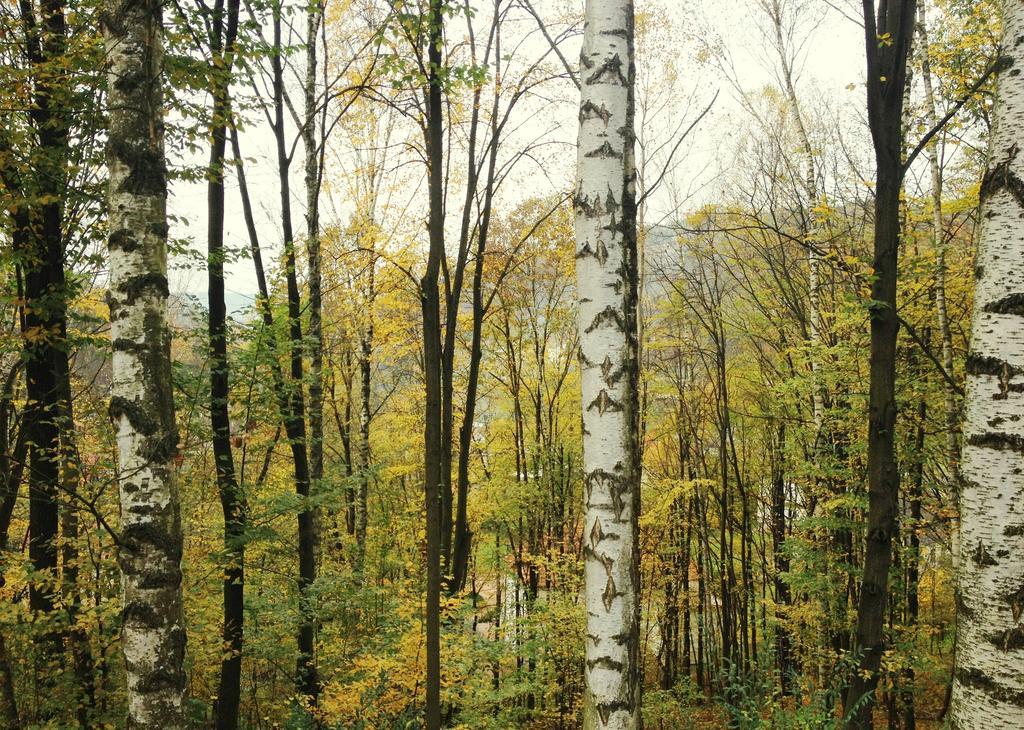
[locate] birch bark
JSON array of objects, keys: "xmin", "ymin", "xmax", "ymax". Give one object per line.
[
  {"xmin": 103, "ymin": 0, "xmax": 187, "ymax": 725},
  {"xmin": 918, "ymin": 3, "xmax": 959, "ymax": 484},
  {"xmin": 575, "ymin": 1, "xmax": 641, "ymax": 727},
  {"xmin": 951, "ymin": 2, "xmax": 1024, "ymax": 724}
]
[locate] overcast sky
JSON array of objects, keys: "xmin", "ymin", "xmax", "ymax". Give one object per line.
[{"xmin": 165, "ymin": 0, "xmax": 868, "ymax": 312}]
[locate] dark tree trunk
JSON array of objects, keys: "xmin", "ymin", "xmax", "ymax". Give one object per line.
[
  {"xmin": 18, "ymin": 0, "xmax": 70, "ymax": 681},
  {"xmin": 356, "ymin": 305, "xmax": 373, "ymax": 559},
  {"xmin": 56, "ymin": 365, "xmax": 94, "ymax": 724},
  {"xmin": 902, "ymin": 398, "xmax": 925, "ymax": 730},
  {"xmin": 269, "ymin": 1, "xmax": 318, "ymax": 706},
  {"xmin": 771, "ymin": 422, "xmax": 794, "ymax": 695},
  {"xmin": 845, "ymin": 3, "xmax": 917, "ymax": 726},
  {"xmin": 422, "ymin": 3, "xmax": 446, "ymax": 727},
  {"xmin": 0, "ymin": 364, "xmax": 25, "ymax": 726},
  {"xmin": 205, "ymin": 1, "xmax": 245, "ymax": 725}
]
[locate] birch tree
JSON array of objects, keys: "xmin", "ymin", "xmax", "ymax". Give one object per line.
[
  {"xmin": 951, "ymin": 1, "xmax": 1024, "ymax": 723},
  {"xmin": 104, "ymin": 0, "xmax": 187, "ymax": 725},
  {"xmin": 575, "ymin": 1, "xmax": 641, "ymax": 727}
]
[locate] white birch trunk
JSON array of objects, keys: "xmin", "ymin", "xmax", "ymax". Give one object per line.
[
  {"xmin": 951, "ymin": 3, "xmax": 1024, "ymax": 724},
  {"xmin": 104, "ymin": 1, "xmax": 188, "ymax": 726},
  {"xmin": 575, "ymin": 1, "xmax": 641, "ymax": 727},
  {"xmin": 769, "ymin": 3, "xmax": 825, "ymax": 435}
]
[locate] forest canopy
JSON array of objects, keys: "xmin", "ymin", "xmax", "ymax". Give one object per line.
[{"xmin": 0, "ymin": 0, "xmax": 1019, "ymax": 728}]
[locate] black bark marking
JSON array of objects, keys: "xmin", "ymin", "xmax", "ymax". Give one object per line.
[
  {"xmin": 575, "ymin": 192, "xmax": 605, "ymax": 218},
  {"xmin": 132, "ymin": 665, "xmax": 185, "ymax": 695},
  {"xmin": 596, "ymin": 701, "xmax": 631, "ymax": 725},
  {"xmin": 576, "ymin": 239, "xmax": 609, "ymax": 265},
  {"xmin": 991, "ymin": 625, "xmax": 1024, "ymax": 651},
  {"xmin": 1008, "ymin": 582, "xmax": 1024, "ymax": 622},
  {"xmin": 967, "ymin": 352, "xmax": 1024, "ymax": 400},
  {"xmin": 984, "ymin": 293, "xmax": 1024, "ymax": 318},
  {"xmin": 112, "ymin": 337, "xmax": 148, "ymax": 354},
  {"xmin": 600, "ymin": 354, "xmax": 623, "ymax": 386},
  {"xmin": 123, "ymin": 600, "xmax": 162, "ymax": 627},
  {"xmin": 972, "ymin": 540, "xmax": 999, "ymax": 567},
  {"xmin": 610, "ymin": 479, "xmax": 626, "ymax": 521},
  {"xmin": 110, "ymin": 395, "xmax": 158, "ymax": 435},
  {"xmin": 586, "ymin": 467, "xmax": 628, "ymax": 502},
  {"xmin": 588, "ymin": 390, "xmax": 623, "ymax": 416},
  {"xmin": 590, "ymin": 517, "xmax": 604, "ymax": 548},
  {"xmin": 968, "ymin": 432, "xmax": 1024, "ymax": 453},
  {"xmin": 586, "ymin": 305, "xmax": 625, "ymax": 333},
  {"xmin": 1004, "ymin": 524, "xmax": 1024, "ymax": 537},
  {"xmin": 587, "ymin": 655, "xmax": 625, "ymax": 672},
  {"xmin": 585, "ymin": 141, "xmax": 622, "ymax": 160},
  {"xmin": 981, "ymin": 142, "xmax": 1024, "ymax": 208},
  {"xmin": 957, "ymin": 592, "xmax": 977, "ymax": 620},
  {"xmin": 586, "ymin": 53, "xmax": 627, "ymax": 86},
  {"xmin": 109, "ymin": 228, "xmax": 141, "ymax": 253},
  {"xmin": 580, "ymin": 100, "xmax": 611, "ymax": 125},
  {"xmin": 956, "ymin": 667, "xmax": 1024, "ymax": 706},
  {"xmin": 602, "ymin": 208, "xmax": 626, "ymax": 238},
  {"xmin": 602, "ymin": 573, "xmax": 619, "ymax": 612},
  {"xmin": 109, "ymin": 137, "xmax": 167, "ymax": 197},
  {"xmin": 118, "ymin": 272, "xmax": 169, "ymax": 305}
]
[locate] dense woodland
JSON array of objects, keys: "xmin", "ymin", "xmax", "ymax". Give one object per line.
[{"xmin": 0, "ymin": 0, "xmax": 1021, "ymax": 727}]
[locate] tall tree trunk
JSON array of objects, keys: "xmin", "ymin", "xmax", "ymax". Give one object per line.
[
  {"xmin": 0, "ymin": 365, "xmax": 25, "ymax": 727},
  {"xmin": 304, "ymin": 0, "xmax": 325, "ymax": 562},
  {"xmin": 421, "ymin": 3, "xmax": 446, "ymax": 727},
  {"xmin": 575, "ymin": 0, "xmax": 641, "ymax": 726},
  {"xmin": 450, "ymin": 37, "xmax": 503, "ymax": 592},
  {"xmin": 917, "ymin": 5, "xmax": 960, "ymax": 537},
  {"xmin": 268, "ymin": 2, "xmax": 319, "ymax": 707},
  {"xmin": 104, "ymin": 0, "xmax": 188, "ymax": 722},
  {"xmin": 19, "ymin": 0, "xmax": 70, "ymax": 680},
  {"xmin": 951, "ymin": 4, "xmax": 1024, "ymax": 722},
  {"xmin": 205, "ymin": 1, "xmax": 245, "ymax": 726},
  {"xmin": 771, "ymin": 422, "xmax": 794, "ymax": 694},
  {"xmin": 902, "ymin": 397, "xmax": 925, "ymax": 730},
  {"xmin": 56, "ymin": 363, "xmax": 95, "ymax": 724},
  {"xmin": 845, "ymin": 2, "xmax": 917, "ymax": 726},
  {"xmin": 355, "ymin": 273, "xmax": 373, "ymax": 559}
]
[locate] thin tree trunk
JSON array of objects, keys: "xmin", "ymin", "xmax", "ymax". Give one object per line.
[
  {"xmin": 918, "ymin": 3, "xmax": 960, "ymax": 501},
  {"xmin": 951, "ymin": 4, "xmax": 1024, "ymax": 722},
  {"xmin": 845, "ymin": 3, "xmax": 917, "ymax": 725},
  {"xmin": 356, "ymin": 278, "xmax": 373, "ymax": 559},
  {"xmin": 771, "ymin": 422, "xmax": 794, "ymax": 694},
  {"xmin": 104, "ymin": 0, "xmax": 188, "ymax": 721},
  {"xmin": 55, "ymin": 363, "xmax": 95, "ymax": 724},
  {"xmin": 304, "ymin": 0, "xmax": 325, "ymax": 561},
  {"xmin": 267, "ymin": 2, "xmax": 319, "ymax": 706},
  {"xmin": 421, "ymin": 3, "xmax": 446, "ymax": 727},
  {"xmin": 205, "ymin": 2, "xmax": 245, "ymax": 725},
  {"xmin": 576, "ymin": 0, "xmax": 641, "ymax": 725},
  {"xmin": 0, "ymin": 366, "xmax": 25, "ymax": 727},
  {"xmin": 451, "ymin": 41, "xmax": 502, "ymax": 591}
]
